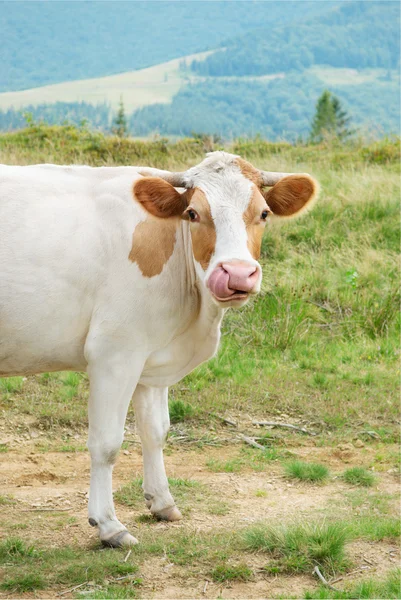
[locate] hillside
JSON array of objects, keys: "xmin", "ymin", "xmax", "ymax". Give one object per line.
[
  {"xmin": 0, "ymin": 51, "xmax": 213, "ymax": 113},
  {"xmin": 191, "ymin": 1, "xmax": 400, "ymax": 77},
  {"xmin": 0, "ymin": 1, "xmax": 336, "ymax": 92},
  {"xmin": 130, "ymin": 69, "xmax": 399, "ymax": 140},
  {"xmin": 0, "ymin": 0, "xmax": 399, "ymax": 139}
]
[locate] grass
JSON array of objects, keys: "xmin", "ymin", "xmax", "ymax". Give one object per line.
[
  {"xmin": 0, "ymin": 376, "xmax": 24, "ymax": 393},
  {"xmin": 0, "ymin": 126, "xmax": 399, "ymax": 598},
  {"xmin": 285, "ymin": 461, "xmax": 329, "ymax": 483},
  {"xmin": 211, "ymin": 563, "xmax": 253, "ymax": 582},
  {"xmin": 1, "ymin": 515, "xmax": 399, "ymax": 596},
  {"xmin": 0, "ymin": 127, "xmax": 399, "ymax": 442},
  {"xmin": 115, "ymin": 476, "xmax": 206, "ymax": 516},
  {"xmin": 0, "ymin": 573, "xmax": 45, "ymax": 593},
  {"xmin": 205, "ymin": 447, "xmax": 290, "ymax": 474},
  {"xmin": 303, "ymin": 568, "xmax": 400, "ymax": 599},
  {"xmin": 0, "ymin": 538, "xmax": 140, "ymax": 593},
  {"xmin": 169, "ymin": 398, "xmax": 195, "ymax": 423},
  {"xmin": 0, "ymin": 494, "xmax": 15, "ymax": 505},
  {"xmin": 347, "ymin": 516, "xmax": 400, "ymax": 541},
  {"xmin": 243, "ymin": 521, "xmax": 348, "ymax": 575},
  {"xmin": 343, "ymin": 467, "xmax": 376, "ymax": 487},
  {"xmin": 0, "ymin": 537, "xmax": 37, "ymax": 561},
  {"xmin": 79, "ymin": 586, "xmax": 140, "ymax": 599}
]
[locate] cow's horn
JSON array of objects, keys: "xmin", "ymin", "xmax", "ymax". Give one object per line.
[
  {"xmin": 259, "ymin": 171, "xmax": 293, "ymax": 187},
  {"xmin": 138, "ymin": 168, "xmax": 189, "ymax": 188}
]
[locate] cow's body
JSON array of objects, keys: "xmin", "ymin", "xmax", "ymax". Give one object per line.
[
  {"xmin": 0, "ymin": 164, "xmax": 220, "ymax": 384},
  {"xmin": 0, "ymin": 154, "xmax": 317, "ymax": 546}
]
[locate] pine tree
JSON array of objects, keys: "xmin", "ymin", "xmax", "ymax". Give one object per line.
[
  {"xmin": 310, "ymin": 90, "xmax": 336, "ymax": 142},
  {"xmin": 310, "ymin": 90, "xmax": 352, "ymax": 142},
  {"xmin": 331, "ymin": 96, "xmax": 353, "ymax": 140},
  {"xmin": 112, "ymin": 97, "xmax": 128, "ymax": 137}
]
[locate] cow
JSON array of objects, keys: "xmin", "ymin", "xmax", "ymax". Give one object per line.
[{"xmin": 0, "ymin": 152, "xmax": 318, "ymax": 547}]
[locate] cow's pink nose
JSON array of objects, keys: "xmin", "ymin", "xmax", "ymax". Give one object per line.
[{"xmin": 222, "ymin": 262, "xmax": 259, "ymax": 292}]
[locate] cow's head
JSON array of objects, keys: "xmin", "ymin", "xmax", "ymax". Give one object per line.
[{"xmin": 134, "ymin": 152, "xmax": 318, "ymax": 308}]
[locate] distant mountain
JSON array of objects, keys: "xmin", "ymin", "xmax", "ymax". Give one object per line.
[
  {"xmin": 0, "ymin": 0, "xmax": 337, "ymax": 92},
  {"xmin": 130, "ymin": 1, "xmax": 400, "ymax": 139},
  {"xmin": 0, "ymin": 0, "xmax": 399, "ymax": 139},
  {"xmin": 191, "ymin": 1, "xmax": 400, "ymax": 76},
  {"xmin": 130, "ymin": 72, "xmax": 400, "ymax": 139}
]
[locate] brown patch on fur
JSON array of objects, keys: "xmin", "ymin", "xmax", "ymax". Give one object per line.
[
  {"xmin": 186, "ymin": 189, "xmax": 216, "ymax": 270},
  {"xmin": 236, "ymin": 158, "xmax": 263, "ymax": 187},
  {"xmin": 129, "ymin": 217, "xmax": 179, "ymax": 277},
  {"xmin": 133, "ymin": 177, "xmax": 188, "ymax": 218},
  {"xmin": 263, "ymin": 175, "xmax": 317, "ymax": 217},
  {"xmin": 243, "ymin": 186, "xmax": 270, "ymax": 259}
]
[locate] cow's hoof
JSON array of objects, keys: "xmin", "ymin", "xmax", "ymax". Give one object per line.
[
  {"xmin": 154, "ymin": 506, "xmax": 183, "ymax": 522},
  {"xmin": 101, "ymin": 530, "xmax": 138, "ymax": 548}
]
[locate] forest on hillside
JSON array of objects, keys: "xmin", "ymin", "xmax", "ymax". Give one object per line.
[
  {"xmin": 191, "ymin": 2, "xmax": 399, "ymax": 77},
  {"xmin": 0, "ymin": 1, "xmax": 399, "ymax": 139},
  {"xmin": 1, "ymin": 71, "xmax": 398, "ymax": 140},
  {"xmin": 129, "ymin": 74, "xmax": 399, "ymax": 140},
  {"xmin": 0, "ymin": 1, "xmax": 336, "ymax": 92}
]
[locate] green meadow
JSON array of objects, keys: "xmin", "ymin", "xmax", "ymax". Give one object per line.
[{"xmin": 0, "ymin": 125, "xmax": 399, "ymax": 598}]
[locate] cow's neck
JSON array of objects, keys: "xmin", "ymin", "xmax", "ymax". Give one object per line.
[
  {"xmin": 180, "ymin": 219, "xmax": 225, "ymax": 333},
  {"xmin": 142, "ymin": 221, "xmax": 225, "ymax": 385}
]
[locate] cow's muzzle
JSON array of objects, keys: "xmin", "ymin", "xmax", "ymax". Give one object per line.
[{"xmin": 207, "ymin": 261, "xmax": 261, "ymax": 304}]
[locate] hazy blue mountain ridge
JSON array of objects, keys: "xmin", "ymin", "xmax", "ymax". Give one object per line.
[
  {"xmin": 0, "ymin": 0, "xmax": 337, "ymax": 92},
  {"xmin": 191, "ymin": 1, "xmax": 400, "ymax": 76},
  {"xmin": 0, "ymin": 0, "xmax": 399, "ymax": 139}
]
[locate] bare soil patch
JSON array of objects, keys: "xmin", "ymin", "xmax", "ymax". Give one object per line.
[{"xmin": 0, "ymin": 435, "xmax": 399, "ymax": 599}]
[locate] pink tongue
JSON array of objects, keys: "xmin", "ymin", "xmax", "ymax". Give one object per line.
[{"xmin": 207, "ymin": 267, "xmax": 235, "ymax": 299}]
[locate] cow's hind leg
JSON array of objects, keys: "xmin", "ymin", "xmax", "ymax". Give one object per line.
[
  {"xmin": 87, "ymin": 356, "xmax": 143, "ymax": 547},
  {"xmin": 133, "ymin": 385, "xmax": 182, "ymax": 521}
]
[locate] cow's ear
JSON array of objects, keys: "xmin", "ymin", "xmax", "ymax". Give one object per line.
[
  {"xmin": 263, "ymin": 174, "xmax": 318, "ymax": 218},
  {"xmin": 133, "ymin": 177, "xmax": 189, "ymax": 218}
]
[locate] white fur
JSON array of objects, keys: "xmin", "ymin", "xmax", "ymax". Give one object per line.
[
  {"xmin": 0, "ymin": 156, "xmax": 260, "ymax": 545},
  {"xmin": 0, "ymin": 153, "xmax": 310, "ymax": 544}
]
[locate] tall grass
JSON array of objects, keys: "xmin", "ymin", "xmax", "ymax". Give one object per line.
[{"xmin": 0, "ymin": 124, "xmax": 399, "ymax": 435}]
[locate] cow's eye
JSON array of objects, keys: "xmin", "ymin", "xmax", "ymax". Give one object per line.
[
  {"xmin": 187, "ymin": 209, "xmax": 199, "ymax": 222},
  {"xmin": 261, "ymin": 210, "xmax": 269, "ymax": 220}
]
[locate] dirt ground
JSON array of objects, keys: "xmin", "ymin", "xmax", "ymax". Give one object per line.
[{"xmin": 0, "ymin": 424, "xmax": 399, "ymax": 599}]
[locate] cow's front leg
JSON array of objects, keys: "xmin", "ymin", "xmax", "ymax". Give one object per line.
[
  {"xmin": 87, "ymin": 355, "xmax": 144, "ymax": 547},
  {"xmin": 133, "ymin": 385, "xmax": 182, "ymax": 521}
]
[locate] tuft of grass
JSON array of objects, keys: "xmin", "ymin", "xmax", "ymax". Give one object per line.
[
  {"xmin": 0, "ymin": 573, "xmax": 45, "ymax": 592},
  {"xmin": 211, "ymin": 563, "xmax": 252, "ymax": 583},
  {"xmin": 285, "ymin": 461, "xmax": 329, "ymax": 483},
  {"xmin": 343, "ymin": 467, "xmax": 376, "ymax": 487},
  {"xmin": 0, "ymin": 538, "xmax": 141, "ymax": 593},
  {"xmin": 207, "ymin": 502, "xmax": 230, "ymax": 516},
  {"xmin": 206, "ymin": 447, "xmax": 288, "ymax": 474},
  {"xmin": 0, "ymin": 538, "xmax": 37, "ymax": 562},
  {"xmin": 347, "ymin": 516, "xmax": 400, "ymax": 541},
  {"xmin": 169, "ymin": 399, "xmax": 194, "ymax": 423},
  {"xmin": 79, "ymin": 585, "xmax": 139, "ymax": 599},
  {"xmin": 0, "ymin": 494, "xmax": 15, "ymax": 505},
  {"xmin": 304, "ymin": 568, "xmax": 401, "ymax": 599},
  {"xmin": 0, "ymin": 376, "xmax": 24, "ymax": 393},
  {"xmin": 0, "ymin": 443, "xmax": 8, "ymax": 453},
  {"xmin": 206, "ymin": 457, "xmax": 243, "ymax": 473},
  {"xmin": 243, "ymin": 521, "xmax": 348, "ymax": 574}
]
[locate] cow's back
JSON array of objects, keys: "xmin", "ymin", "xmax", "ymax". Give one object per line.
[{"xmin": 0, "ymin": 165, "xmax": 136, "ymax": 375}]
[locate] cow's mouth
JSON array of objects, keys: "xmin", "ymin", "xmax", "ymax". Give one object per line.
[
  {"xmin": 207, "ymin": 264, "xmax": 259, "ymax": 304},
  {"xmin": 212, "ymin": 290, "xmax": 249, "ymax": 303}
]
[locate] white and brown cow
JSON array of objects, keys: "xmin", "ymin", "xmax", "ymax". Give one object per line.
[{"xmin": 0, "ymin": 152, "xmax": 318, "ymax": 547}]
